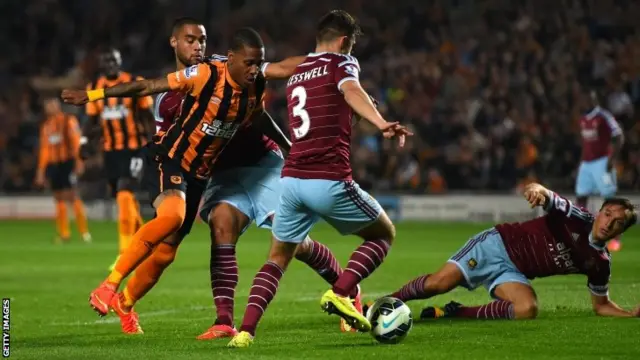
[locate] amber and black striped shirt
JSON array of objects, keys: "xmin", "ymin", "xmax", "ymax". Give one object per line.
[
  {"xmin": 157, "ymin": 58, "xmax": 266, "ymax": 179},
  {"xmin": 86, "ymin": 72, "xmax": 154, "ymax": 152},
  {"xmin": 38, "ymin": 112, "xmax": 82, "ymax": 170}
]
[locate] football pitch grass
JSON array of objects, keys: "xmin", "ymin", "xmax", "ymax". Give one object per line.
[{"xmin": 2, "ymin": 220, "xmax": 640, "ymax": 360}]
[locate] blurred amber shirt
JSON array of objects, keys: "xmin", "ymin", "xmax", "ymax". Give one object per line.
[{"xmin": 38, "ymin": 113, "xmax": 81, "ymax": 171}]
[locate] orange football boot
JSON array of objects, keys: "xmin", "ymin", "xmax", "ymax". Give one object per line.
[
  {"xmin": 110, "ymin": 293, "xmax": 143, "ymax": 334},
  {"xmin": 89, "ymin": 281, "xmax": 116, "ymax": 316},
  {"xmin": 196, "ymin": 324, "xmax": 238, "ymax": 340}
]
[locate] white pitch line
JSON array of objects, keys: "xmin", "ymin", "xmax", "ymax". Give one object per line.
[{"xmin": 48, "ymin": 292, "xmax": 390, "ymax": 327}]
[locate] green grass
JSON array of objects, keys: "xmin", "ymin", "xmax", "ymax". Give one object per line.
[{"xmin": 2, "ymin": 220, "xmax": 640, "ymax": 360}]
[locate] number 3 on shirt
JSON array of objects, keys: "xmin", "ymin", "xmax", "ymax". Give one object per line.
[{"xmin": 291, "ymin": 86, "xmax": 310, "ymax": 139}]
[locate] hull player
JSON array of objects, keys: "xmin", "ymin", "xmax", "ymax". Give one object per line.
[
  {"xmin": 576, "ymin": 91, "xmax": 624, "ymax": 252},
  {"xmin": 228, "ymin": 10, "xmax": 412, "ymax": 348},
  {"xmin": 62, "ymin": 28, "xmax": 279, "ymax": 322},
  {"xmin": 386, "ymin": 182, "xmax": 639, "ymax": 320},
  {"xmin": 35, "ymin": 97, "xmax": 91, "ymax": 243},
  {"xmin": 83, "ymin": 48, "xmax": 155, "ymax": 269}
]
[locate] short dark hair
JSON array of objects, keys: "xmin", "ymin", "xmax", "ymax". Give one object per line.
[
  {"xmin": 601, "ymin": 198, "xmax": 637, "ymax": 230},
  {"xmin": 316, "ymin": 10, "xmax": 362, "ymax": 44},
  {"xmin": 172, "ymin": 17, "xmax": 203, "ymax": 35},
  {"xmin": 229, "ymin": 27, "xmax": 264, "ymax": 51}
]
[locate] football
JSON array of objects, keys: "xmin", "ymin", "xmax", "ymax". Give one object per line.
[{"xmin": 366, "ymin": 296, "xmax": 413, "ymax": 344}]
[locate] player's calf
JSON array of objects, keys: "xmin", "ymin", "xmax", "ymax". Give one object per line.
[
  {"xmin": 95, "ymin": 193, "xmax": 185, "ymax": 291},
  {"xmin": 206, "ymin": 203, "xmax": 247, "ymax": 329},
  {"xmin": 392, "ymin": 262, "xmax": 463, "ymax": 302},
  {"xmin": 121, "ymin": 242, "xmax": 178, "ymax": 312},
  {"xmin": 295, "ymin": 236, "xmax": 348, "ymax": 291},
  {"xmin": 493, "ymin": 282, "xmax": 538, "ymax": 320},
  {"xmin": 331, "ymin": 212, "xmax": 395, "ymax": 299},
  {"xmin": 237, "ymin": 237, "xmax": 298, "ymax": 336}
]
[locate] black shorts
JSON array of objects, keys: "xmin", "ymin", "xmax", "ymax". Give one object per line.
[
  {"xmin": 142, "ymin": 150, "xmax": 206, "ymax": 239},
  {"xmin": 46, "ymin": 160, "xmax": 76, "ymax": 191},
  {"xmin": 104, "ymin": 149, "xmax": 144, "ymax": 195}
]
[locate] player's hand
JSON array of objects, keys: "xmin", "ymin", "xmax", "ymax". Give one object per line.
[
  {"xmin": 75, "ymin": 161, "xmax": 85, "ymax": 176},
  {"xmin": 523, "ymin": 183, "xmax": 548, "ymax": 208},
  {"xmin": 631, "ymin": 306, "xmax": 640, "ymax": 317},
  {"xmin": 380, "ymin": 122, "xmax": 414, "ymax": 148},
  {"xmin": 34, "ymin": 172, "xmax": 45, "ymax": 188},
  {"xmin": 79, "ymin": 143, "xmax": 91, "ymax": 160},
  {"xmin": 606, "ymin": 158, "xmax": 614, "ymax": 172},
  {"xmin": 61, "ymin": 89, "xmax": 89, "ymax": 106}
]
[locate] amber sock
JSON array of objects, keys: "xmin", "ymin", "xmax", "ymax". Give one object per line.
[
  {"xmin": 72, "ymin": 198, "xmax": 89, "ymax": 235},
  {"xmin": 116, "ymin": 191, "xmax": 138, "ymax": 253},
  {"xmin": 122, "ymin": 242, "xmax": 178, "ymax": 310},
  {"xmin": 106, "ymin": 195, "xmax": 185, "ymax": 286},
  {"xmin": 55, "ymin": 200, "xmax": 70, "ymax": 239}
]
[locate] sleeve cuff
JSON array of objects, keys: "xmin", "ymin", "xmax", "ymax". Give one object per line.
[{"xmin": 260, "ymin": 62, "xmax": 270, "ymax": 74}]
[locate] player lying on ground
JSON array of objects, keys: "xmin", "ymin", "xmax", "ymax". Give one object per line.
[
  {"xmin": 384, "ymin": 183, "xmax": 639, "ymax": 320},
  {"xmin": 227, "ymin": 10, "xmax": 413, "ymax": 348}
]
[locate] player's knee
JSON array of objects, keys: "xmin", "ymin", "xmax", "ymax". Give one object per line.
[
  {"xmin": 268, "ymin": 237, "xmax": 298, "ymax": 270},
  {"xmin": 156, "ymin": 196, "xmax": 187, "ymax": 234},
  {"xmin": 424, "ymin": 273, "xmax": 455, "ymax": 295},
  {"xmin": 386, "ymin": 222, "xmax": 397, "ymax": 244},
  {"xmin": 208, "ymin": 204, "xmax": 242, "ymax": 245},
  {"xmin": 152, "ymin": 242, "xmax": 178, "ymax": 268},
  {"xmin": 294, "ymin": 236, "xmax": 313, "ymax": 260},
  {"xmin": 513, "ymin": 300, "xmax": 538, "ymax": 320},
  {"xmin": 357, "ymin": 213, "xmax": 396, "ymax": 244},
  {"xmin": 162, "ymin": 232, "xmax": 185, "ymax": 247},
  {"xmin": 159, "ymin": 214, "xmax": 184, "ymax": 235}
]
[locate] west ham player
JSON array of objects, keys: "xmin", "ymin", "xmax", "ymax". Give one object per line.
[
  {"xmin": 386, "ymin": 182, "xmax": 639, "ymax": 321},
  {"xmin": 576, "ymin": 91, "xmax": 624, "ymax": 251},
  {"xmin": 228, "ymin": 10, "xmax": 412, "ymax": 348}
]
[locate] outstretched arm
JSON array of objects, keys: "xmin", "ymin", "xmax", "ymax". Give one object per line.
[
  {"xmin": 62, "ymin": 63, "xmax": 211, "ymax": 106},
  {"xmin": 261, "ymin": 56, "xmax": 306, "ymax": 80},
  {"xmin": 62, "ymin": 78, "xmax": 171, "ymax": 105},
  {"xmin": 591, "ymin": 294, "xmax": 639, "ymax": 318},
  {"xmin": 522, "ymin": 183, "xmax": 552, "ymax": 208}
]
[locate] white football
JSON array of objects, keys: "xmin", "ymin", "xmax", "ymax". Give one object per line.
[{"xmin": 366, "ymin": 296, "xmax": 413, "ymax": 344}]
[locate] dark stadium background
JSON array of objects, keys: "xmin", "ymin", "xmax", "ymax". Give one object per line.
[{"xmin": 1, "ymin": 0, "xmax": 639, "ymax": 200}]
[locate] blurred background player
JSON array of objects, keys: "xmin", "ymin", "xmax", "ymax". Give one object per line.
[
  {"xmin": 388, "ymin": 182, "xmax": 639, "ymax": 320},
  {"xmin": 35, "ymin": 97, "xmax": 91, "ymax": 243},
  {"xmin": 576, "ymin": 90, "xmax": 624, "ymax": 251},
  {"xmin": 228, "ymin": 10, "xmax": 412, "ymax": 348},
  {"xmin": 83, "ymin": 48, "xmax": 155, "ymax": 269}
]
